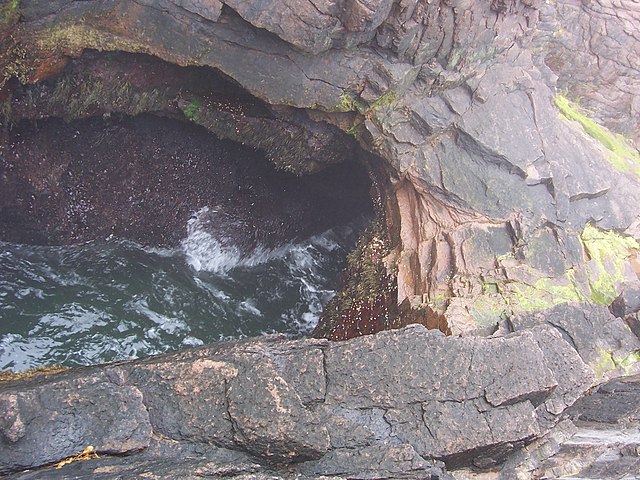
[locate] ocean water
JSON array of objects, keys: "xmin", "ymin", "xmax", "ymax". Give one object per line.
[{"xmin": 0, "ymin": 214, "xmax": 367, "ymax": 372}]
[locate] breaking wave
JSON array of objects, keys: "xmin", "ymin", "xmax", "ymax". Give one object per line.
[{"xmin": 0, "ymin": 211, "xmax": 368, "ymax": 371}]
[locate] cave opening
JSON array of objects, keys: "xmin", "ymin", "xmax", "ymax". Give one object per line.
[{"xmin": 0, "ymin": 51, "xmax": 378, "ymax": 371}]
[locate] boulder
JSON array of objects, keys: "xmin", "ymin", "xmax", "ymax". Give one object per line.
[{"xmin": 0, "ymin": 325, "xmax": 597, "ymax": 476}]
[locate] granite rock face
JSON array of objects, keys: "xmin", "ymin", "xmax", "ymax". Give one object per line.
[
  {"xmin": 0, "ymin": 324, "xmax": 599, "ymax": 477},
  {"xmin": 2, "ymin": 0, "xmax": 640, "ymax": 332}
]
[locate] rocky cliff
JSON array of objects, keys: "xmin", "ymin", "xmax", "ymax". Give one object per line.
[
  {"xmin": 3, "ymin": 0, "xmax": 640, "ymax": 337},
  {"xmin": 1, "ymin": 0, "xmax": 640, "ymax": 477}
]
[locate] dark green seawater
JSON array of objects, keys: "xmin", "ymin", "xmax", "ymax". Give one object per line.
[{"xmin": 0, "ymin": 216, "xmax": 366, "ymax": 371}]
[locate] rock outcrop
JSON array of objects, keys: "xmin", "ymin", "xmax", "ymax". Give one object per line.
[
  {"xmin": 4, "ymin": 0, "xmax": 639, "ymax": 337},
  {"xmin": 0, "ymin": 314, "xmax": 638, "ymax": 478},
  {"xmin": 0, "ymin": 327, "xmax": 608, "ymax": 478},
  {"xmin": 2, "ymin": 0, "xmax": 640, "ymax": 477},
  {"xmin": 535, "ymin": 0, "xmax": 640, "ymax": 145}
]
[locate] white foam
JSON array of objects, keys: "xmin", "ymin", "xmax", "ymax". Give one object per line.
[
  {"xmin": 237, "ymin": 299, "xmax": 262, "ymax": 317},
  {"xmin": 127, "ymin": 298, "xmax": 189, "ymax": 335},
  {"xmin": 180, "ymin": 206, "xmax": 292, "ymax": 274},
  {"xmin": 181, "ymin": 336, "xmax": 204, "ymax": 347}
]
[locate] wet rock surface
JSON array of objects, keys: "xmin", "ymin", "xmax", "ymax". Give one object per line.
[
  {"xmin": 0, "ymin": 114, "xmax": 372, "ymax": 247},
  {"xmin": 1, "ymin": 0, "xmax": 640, "ymax": 478},
  {"xmin": 0, "ymin": 318, "xmax": 637, "ymax": 478},
  {"xmin": 0, "ymin": 325, "xmax": 583, "ymax": 476}
]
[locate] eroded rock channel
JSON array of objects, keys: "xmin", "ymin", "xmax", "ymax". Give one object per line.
[
  {"xmin": 2, "ymin": 0, "xmax": 640, "ymax": 478},
  {"xmin": 0, "ymin": 51, "xmax": 382, "ymax": 370}
]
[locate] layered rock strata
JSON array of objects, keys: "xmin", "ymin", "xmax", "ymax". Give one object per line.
[
  {"xmin": 1, "ymin": 308, "xmax": 639, "ymax": 478},
  {"xmin": 3, "ymin": 0, "xmax": 639, "ymax": 337}
]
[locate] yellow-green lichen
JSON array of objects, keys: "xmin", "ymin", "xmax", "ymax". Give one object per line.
[
  {"xmin": 592, "ymin": 349, "xmax": 617, "ymax": 380},
  {"xmin": 618, "ymin": 351, "xmax": 640, "ymax": 376},
  {"xmin": 505, "ymin": 269, "xmax": 587, "ymax": 312},
  {"xmin": 37, "ymin": 24, "xmax": 149, "ymax": 56},
  {"xmin": 335, "ymin": 91, "xmax": 366, "ymax": 113},
  {"xmin": 580, "ymin": 224, "xmax": 639, "ymax": 305},
  {"xmin": 447, "ymin": 49, "xmax": 463, "ymax": 70},
  {"xmin": 467, "ymin": 294, "xmax": 509, "ymax": 327},
  {"xmin": 427, "ymin": 293, "xmax": 449, "ymax": 311},
  {"xmin": 554, "ymin": 95, "xmax": 640, "ymax": 177},
  {"xmin": 591, "ymin": 349, "xmax": 640, "ymax": 380},
  {"xmin": 369, "ymin": 91, "xmax": 397, "ymax": 112},
  {"xmin": 0, "ymin": 0, "xmax": 20, "ymax": 31},
  {"xmin": 334, "ymin": 90, "xmax": 397, "ymax": 116}
]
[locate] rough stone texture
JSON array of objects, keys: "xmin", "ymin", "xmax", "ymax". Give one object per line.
[
  {"xmin": 498, "ymin": 374, "xmax": 640, "ymax": 480},
  {"xmin": 2, "ymin": 0, "xmax": 640, "ymax": 333},
  {"xmin": 529, "ymin": 325, "xmax": 595, "ymax": 426},
  {"xmin": 512, "ymin": 303, "xmax": 640, "ymax": 382},
  {"xmin": 0, "ymin": 373, "xmax": 152, "ymax": 473},
  {"xmin": 0, "ymin": 325, "xmax": 595, "ymax": 476},
  {"xmin": 611, "ymin": 283, "xmax": 640, "ymax": 318},
  {"xmin": 1, "ymin": 1, "xmax": 640, "ymax": 478},
  {"xmin": 534, "ymin": 0, "xmax": 640, "ymax": 144}
]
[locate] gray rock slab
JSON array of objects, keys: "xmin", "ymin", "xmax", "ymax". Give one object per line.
[
  {"xmin": 324, "ymin": 326, "xmax": 557, "ymax": 409},
  {"xmin": 227, "ymin": 358, "xmax": 330, "ymax": 462},
  {"xmin": 0, "ymin": 325, "xmax": 623, "ymax": 476},
  {"xmin": 512, "ymin": 303, "xmax": 640, "ymax": 381},
  {"xmin": 0, "ymin": 372, "xmax": 152, "ymax": 474},
  {"xmin": 530, "ymin": 325, "xmax": 595, "ymax": 426},
  {"xmin": 499, "ymin": 374, "xmax": 640, "ymax": 479}
]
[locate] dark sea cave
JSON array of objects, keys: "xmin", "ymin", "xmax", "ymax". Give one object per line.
[{"xmin": 0, "ymin": 102, "xmax": 374, "ymax": 371}]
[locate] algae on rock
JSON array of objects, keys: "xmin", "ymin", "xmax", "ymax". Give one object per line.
[
  {"xmin": 555, "ymin": 95, "xmax": 640, "ymax": 177},
  {"xmin": 445, "ymin": 224, "xmax": 640, "ymax": 335}
]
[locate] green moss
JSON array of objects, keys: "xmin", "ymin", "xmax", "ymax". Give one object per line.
[
  {"xmin": 580, "ymin": 224, "xmax": 639, "ymax": 305},
  {"xmin": 1, "ymin": 42, "xmax": 30, "ymax": 88},
  {"xmin": 0, "ymin": 0, "xmax": 20, "ymax": 31},
  {"xmin": 314, "ymin": 220, "xmax": 397, "ymax": 338},
  {"xmin": 334, "ymin": 89, "xmax": 397, "ymax": 116},
  {"xmin": 554, "ymin": 95, "xmax": 640, "ymax": 177},
  {"xmin": 36, "ymin": 74, "xmax": 166, "ymax": 121},
  {"xmin": 447, "ymin": 49, "xmax": 463, "ymax": 70},
  {"xmin": 37, "ymin": 24, "xmax": 148, "ymax": 56},
  {"xmin": 369, "ymin": 91, "xmax": 397, "ymax": 111},
  {"xmin": 181, "ymin": 97, "xmax": 201, "ymax": 123},
  {"xmin": 346, "ymin": 124, "xmax": 359, "ymax": 137},
  {"xmin": 335, "ymin": 91, "xmax": 367, "ymax": 114}
]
